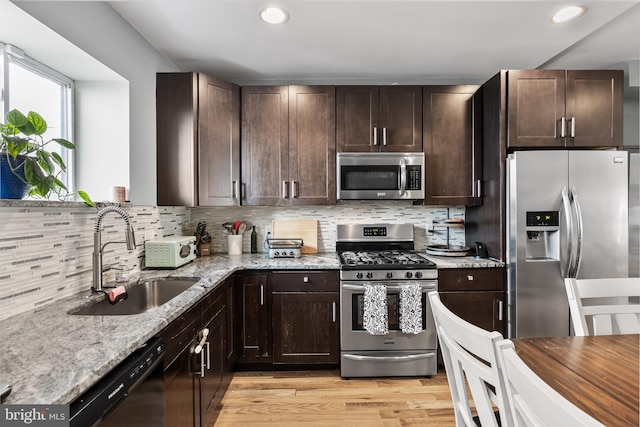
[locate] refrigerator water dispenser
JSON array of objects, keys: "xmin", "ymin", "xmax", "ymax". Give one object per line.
[{"xmin": 525, "ymin": 211, "xmax": 560, "ymax": 261}]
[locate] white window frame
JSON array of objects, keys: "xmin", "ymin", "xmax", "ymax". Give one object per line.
[{"xmin": 1, "ymin": 42, "xmax": 76, "ymax": 194}]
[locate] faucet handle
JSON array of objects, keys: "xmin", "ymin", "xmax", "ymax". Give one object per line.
[{"xmin": 126, "ymin": 228, "xmax": 136, "ymax": 250}]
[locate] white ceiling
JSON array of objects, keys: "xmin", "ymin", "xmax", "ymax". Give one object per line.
[{"xmin": 109, "ymin": 0, "xmax": 640, "ymax": 86}]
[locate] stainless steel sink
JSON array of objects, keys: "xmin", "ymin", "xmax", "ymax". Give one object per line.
[{"xmin": 72, "ymin": 278, "xmax": 199, "ymax": 315}]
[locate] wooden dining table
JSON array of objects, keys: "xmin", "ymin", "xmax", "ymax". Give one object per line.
[{"xmin": 513, "ymin": 334, "xmax": 639, "ymax": 426}]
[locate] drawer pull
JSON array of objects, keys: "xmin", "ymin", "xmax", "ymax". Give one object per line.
[
  {"xmin": 303, "ymin": 276, "xmax": 309, "ymax": 283},
  {"xmin": 467, "ymin": 275, "xmax": 474, "ymax": 281}
]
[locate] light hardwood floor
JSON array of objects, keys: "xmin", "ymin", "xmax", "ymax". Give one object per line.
[{"xmin": 211, "ymin": 370, "xmax": 456, "ymax": 426}]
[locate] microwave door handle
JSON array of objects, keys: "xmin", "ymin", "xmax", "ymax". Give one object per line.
[{"xmin": 399, "ymin": 159, "xmax": 407, "ymax": 196}]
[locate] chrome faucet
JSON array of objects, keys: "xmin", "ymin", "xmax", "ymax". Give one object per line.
[{"xmin": 92, "ymin": 206, "xmax": 136, "ymax": 292}]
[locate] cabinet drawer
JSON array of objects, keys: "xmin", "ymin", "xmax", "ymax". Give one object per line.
[
  {"xmin": 161, "ymin": 301, "xmax": 201, "ymax": 365},
  {"xmin": 270, "ymin": 270, "xmax": 339, "ymax": 292},
  {"xmin": 438, "ymin": 268, "xmax": 504, "ymax": 292}
]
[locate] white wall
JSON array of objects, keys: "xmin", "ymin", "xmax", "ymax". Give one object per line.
[
  {"xmin": 75, "ymin": 81, "xmax": 130, "ymax": 200},
  {"xmin": 13, "ymin": 1, "xmax": 179, "ymax": 205}
]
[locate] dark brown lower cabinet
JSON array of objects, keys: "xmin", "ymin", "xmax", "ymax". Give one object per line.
[
  {"xmin": 236, "ymin": 272, "xmax": 271, "ymax": 363},
  {"xmin": 164, "ymin": 339, "xmax": 197, "ymax": 427},
  {"xmin": 438, "ymin": 268, "xmax": 505, "ymax": 334},
  {"xmin": 272, "ymin": 291, "xmax": 339, "ymax": 364},
  {"xmin": 439, "ymin": 291, "xmax": 504, "ymax": 332},
  {"xmin": 161, "ymin": 277, "xmax": 234, "ymax": 426}
]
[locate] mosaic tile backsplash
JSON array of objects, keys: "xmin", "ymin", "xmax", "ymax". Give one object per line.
[{"xmin": 0, "ymin": 201, "xmax": 463, "ymax": 320}]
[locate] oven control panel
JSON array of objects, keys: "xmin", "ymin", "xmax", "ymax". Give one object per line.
[{"xmin": 340, "ymin": 269, "xmax": 437, "ymax": 281}]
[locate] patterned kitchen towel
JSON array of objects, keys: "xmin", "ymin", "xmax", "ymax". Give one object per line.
[
  {"xmin": 363, "ymin": 283, "xmax": 389, "ymax": 335},
  {"xmin": 400, "ymin": 283, "xmax": 422, "ymax": 334}
]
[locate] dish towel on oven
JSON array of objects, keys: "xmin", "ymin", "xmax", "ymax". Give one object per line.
[
  {"xmin": 400, "ymin": 283, "xmax": 422, "ymax": 334},
  {"xmin": 363, "ymin": 283, "xmax": 388, "ymax": 335}
]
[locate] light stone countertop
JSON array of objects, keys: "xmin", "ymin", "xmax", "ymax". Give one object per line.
[{"xmin": 0, "ymin": 252, "xmax": 502, "ymax": 405}]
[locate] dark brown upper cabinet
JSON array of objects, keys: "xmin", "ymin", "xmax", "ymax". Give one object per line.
[
  {"xmin": 507, "ymin": 70, "xmax": 623, "ymax": 149},
  {"xmin": 156, "ymin": 72, "xmax": 240, "ymax": 207},
  {"xmin": 423, "ymin": 85, "xmax": 482, "ymax": 206},
  {"xmin": 241, "ymin": 85, "xmax": 336, "ymax": 206},
  {"xmin": 336, "ymin": 86, "xmax": 422, "ymax": 152}
]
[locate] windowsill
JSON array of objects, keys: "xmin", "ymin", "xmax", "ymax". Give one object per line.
[{"xmin": 0, "ymin": 199, "xmax": 131, "ymax": 208}]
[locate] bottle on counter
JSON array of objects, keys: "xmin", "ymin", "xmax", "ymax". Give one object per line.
[{"xmin": 250, "ymin": 226, "xmax": 258, "ymax": 253}]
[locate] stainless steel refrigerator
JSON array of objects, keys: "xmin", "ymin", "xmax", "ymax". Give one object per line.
[{"xmin": 506, "ymin": 150, "xmax": 629, "ymax": 338}]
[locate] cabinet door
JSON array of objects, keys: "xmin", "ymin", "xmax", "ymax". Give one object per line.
[
  {"xmin": 156, "ymin": 73, "xmax": 198, "ymax": 207},
  {"xmin": 198, "ymin": 75, "xmax": 240, "ymax": 206},
  {"xmin": 241, "ymin": 86, "xmax": 289, "ymax": 205},
  {"xmin": 507, "ymin": 70, "xmax": 566, "ymax": 148},
  {"xmin": 272, "ymin": 292, "xmax": 339, "ymax": 364},
  {"xmin": 439, "ymin": 291, "xmax": 505, "ymax": 334},
  {"xmin": 565, "ymin": 70, "xmax": 623, "ymax": 148},
  {"xmin": 336, "ymin": 86, "xmax": 379, "ymax": 152},
  {"xmin": 423, "ymin": 85, "xmax": 481, "ymax": 205},
  {"xmin": 237, "ymin": 273, "xmax": 271, "ymax": 362},
  {"xmin": 164, "ymin": 341, "xmax": 197, "ymax": 427},
  {"xmin": 379, "ymin": 86, "xmax": 422, "ymax": 152},
  {"xmin": 199, "ymin": 303, "xmax": 226, "ymax": 423},
  {"xmin": 288, "ymin": 85, "xmax": 336, "ymax": 205}
]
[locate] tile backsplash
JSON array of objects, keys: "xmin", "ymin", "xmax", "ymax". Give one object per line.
[{"xmin": 0, "ymin": 201, "xmax": 463, "ymax": 320}]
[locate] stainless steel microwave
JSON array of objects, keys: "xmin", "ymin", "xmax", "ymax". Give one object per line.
[{"xmin": 337, "ymin": 152, "xmax": 425, "ymax": 200}]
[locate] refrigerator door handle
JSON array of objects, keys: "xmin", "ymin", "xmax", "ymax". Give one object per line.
[
  {"xmin": 561, "ymin": 187, "xmax": 574, "ymax": 278},
  {"xmin": 569, "ymin": 187, "xmax": 584, "ymax": 278}
]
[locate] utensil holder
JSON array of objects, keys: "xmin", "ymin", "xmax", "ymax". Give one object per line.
[
  {"xmin": 198, "ymin": 242, "xmax": 211, "ymax": 257},
  {"xmin": 228, "ymin": 235, "xmax": 243, "ymax": 255}
]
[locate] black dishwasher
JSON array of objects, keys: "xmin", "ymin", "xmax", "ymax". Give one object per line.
[{"xmin": 70, "ymin": 336, "xmax": 165, "ymax": 427}]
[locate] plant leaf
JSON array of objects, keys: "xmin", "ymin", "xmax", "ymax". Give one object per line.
[
  {"xmin": 53, "ymin": 138, "xmax": 75, "ymax": 149},
  {"xmin": 27, "ymin": 111, "xmax": 47, "ymax": 135},
  {"xmin": 23, "ymin": 157, "xmax": 45, "ymax": 185},
  {"xmin": 36, "ymin": 151, "xmax": 55, "ymax": 175},
  {"xmin": 52, "ymin": 177, "xmax": 68, "ymax": 191},
  {"xmin": 77, "ymin": 190, "xmax": 97, "ymax": 208},
  {"xmin": 6, "ymin": 110, "xmax": 28, "ymax": 128},
  {"xmin": 50, "ymin": 152, "xmax": 66, "ymax": 171}
]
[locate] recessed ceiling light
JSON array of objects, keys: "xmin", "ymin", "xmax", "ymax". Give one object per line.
[
  {"xmin": 259, "ymin": 7, "xmax": 290, "ymax": 25},
  {"xmin": 551, "ymin": 6, "xmax": 587, "ymax": 24}
]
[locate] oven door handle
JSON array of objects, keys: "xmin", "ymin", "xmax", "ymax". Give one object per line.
[
  {"xmin": 341, "ymin": 283, "xmax": 437, "ymax": 292},
  {"xmin": 342, "ymin": 353, "xmax": 435, "ymax": 362}
]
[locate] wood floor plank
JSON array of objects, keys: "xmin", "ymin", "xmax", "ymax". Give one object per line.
[{"xmin": 211, "ymin": 370, "xmax": 455, "ymax": 426}]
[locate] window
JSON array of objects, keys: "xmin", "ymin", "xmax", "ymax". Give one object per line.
[{"xmin": 1, "ymin": 42, "xmax": 75, "ymax": 194}]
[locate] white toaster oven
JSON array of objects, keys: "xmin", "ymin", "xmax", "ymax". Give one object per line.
[{"xmin": 145, "ymin": 236, "xmax": 197, "ymax": 268}]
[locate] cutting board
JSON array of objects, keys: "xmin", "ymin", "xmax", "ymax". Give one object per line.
[{"xmin": 271, "ymin": 220, "xmax": 318, "ymax": 254}]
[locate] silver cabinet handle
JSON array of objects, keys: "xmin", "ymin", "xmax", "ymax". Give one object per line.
[
  {"xmin": 467, "ymin": 275, "xmax": 474, "ymax": 281},
  {"xmin": 303, "ymin": 276, "xmax": 309, "ymax": 283},
  {"xmin": 232, "ymin": 180, "xmax": 240, "ymax": 200},
  {"xmin": 260, "ymin": 284, "xmax": 264, "ymax": 306},
  {"xmin": 292, "ymin": 181, "xmax": 298, "ymax": 198},
  {"xmin": 570, "ymin": 117, "xmax": 576, "ymax": 138},
  {"xmin": 497, "ymin": 300, "xmax": 503, "ymax": 321},
  {"xmin": 332, "ymin": 301, "xmax": 336, "ymax": 323},
  {"xmin": 373, "ymin": 127, "xmax": 378, "ymax": 146},
  {"xmin": 475, "ymin": 180, "xmax": 482, "ymax": 197},
  {"xmin": 382, "ymin": 127, "xmax": 388, "ymax": 146},
  {"xmin": 282, "ymin": 181, "xmax": 289, "ymax": 199},
  {"xmin": 560, "ymin": 117, "xmax": 567, "ymax": 138}
]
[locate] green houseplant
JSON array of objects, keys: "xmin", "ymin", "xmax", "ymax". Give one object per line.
[{"xmin": 0, "ymin": 109, "xmax": 95, "ymax": 206}]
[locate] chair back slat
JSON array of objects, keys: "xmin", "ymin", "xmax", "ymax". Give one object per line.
[
  {"xmin": 495, "ymin": 339, "xmax": 605, "ymax": 427},
  {"xmin": 429, "ymin": 291, "xmax": 511, "ymax": 427},
  {"xmin": 564, "ymin": 278, "xmax": 640, "ymax": 336}
]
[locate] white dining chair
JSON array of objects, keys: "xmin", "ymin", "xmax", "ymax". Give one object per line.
[
  {"xmin": 564, "ymin": 277, "xmax": 640, "ymax": 336},
  {"xmin": 428, "ymin": 291, "xmax": 512, "ymax": 427},
  {"xmin": 495, "ymin": 339, "xmax": 604, "ymax": 426}
]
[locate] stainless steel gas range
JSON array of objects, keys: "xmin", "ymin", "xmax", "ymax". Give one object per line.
[{"xmin": 337, "ymin": 223, "xmax": 438, "ymax": 378}]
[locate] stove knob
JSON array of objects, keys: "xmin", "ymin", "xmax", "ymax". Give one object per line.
[
  {"xmin": 356, "ymin": 272, "xmax": 363, "ymax": 279},
  {"xmin": 366, "ymin": 272, "xmax": 374, "ymax": 279},
  {"xmin": 289, "ymin": 251, "xmax": 294, "ymax": 257},
  {"xmin": 274, "ymin": 251, "xmax": 280, "ymax": 257},
  {"xmin": 415, "ymin": 271, "xmax": 423, "ymax": 279},
  {"xmin": 405, "ymin": 271, "xmax": 413, "ymax": 279},
  {"xmin": 386, "ymin": 272, "xmax": 393, "ymax": 279}
]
